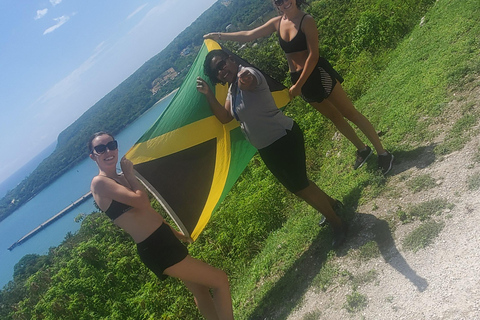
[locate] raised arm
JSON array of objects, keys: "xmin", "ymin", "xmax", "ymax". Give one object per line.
[
  {"xmin": 91, "ymin": 157, "xmax": 150, "ymax": 211},
  {"xmin": 204, "ymin": 16, "xmax": 279, "ymax": 43},
  {"xmin": 196, "ymin": 77, "xmax": 234, "ymax": 124}
]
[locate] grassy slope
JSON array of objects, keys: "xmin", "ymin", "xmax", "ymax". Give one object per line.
[{"xmin": 230, "ymin": 0, "xmax": 480, "ymax": 318}]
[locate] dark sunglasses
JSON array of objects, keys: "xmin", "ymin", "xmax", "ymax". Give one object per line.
[
  {"xmin": 274, "ymin": 0, "xmax": 285, "ymax": 6},
  {"xmin": 215, "ymin": 59, "xmax": 227, "ymax": 74},
  {"xmin": 92, "ymin": 140, "xmax": 118, "ymax": 154}
]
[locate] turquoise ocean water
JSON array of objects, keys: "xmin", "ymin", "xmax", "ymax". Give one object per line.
[{"xmin": 0, "ymin": 92, "xmax": 175, "ymax": 288}]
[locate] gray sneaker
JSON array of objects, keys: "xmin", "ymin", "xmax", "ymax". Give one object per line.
[
  {"xmin": 319, "ymin": 200, "xmax": 344, "ymax": 226},
  {"xmin": 354, "ymin": 146, "xmax": 373, "ymax": 169},
  {"xmin": 378, "ymin": 152, "xmax": 394, "ymax": 175}
]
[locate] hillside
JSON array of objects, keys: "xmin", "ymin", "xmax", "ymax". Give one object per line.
[
  {"xmin": 0, "ymin": 0, "xmax": 275, "ymax": 223},
  {"xmin": 2, "ymin": 0, "xmax": 477, "ymax": 319}
]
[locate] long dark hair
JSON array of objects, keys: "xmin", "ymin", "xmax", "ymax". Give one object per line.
[{"xmin": 88, "ymin": 131, "xmax": 114, "ymax": 153}]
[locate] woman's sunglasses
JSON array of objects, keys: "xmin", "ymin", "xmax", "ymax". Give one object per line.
[
  {"xmin": 274, "ymin": 0, "xmax": 285, "ymax": 6},
  {"xmin": 92, "ymin": 140, "xmax": 118, "ymax": 154},
  {"xmin": 215, "ymin": 59, "xmax": 227, "ymax": 74}
]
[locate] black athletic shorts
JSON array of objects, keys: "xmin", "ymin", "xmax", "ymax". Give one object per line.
[
  {"xmin": 258, "ymin": 122, "xmax": 310, "ymax": 193},
  {"xmin": 290, "ymin": 57, "xmax": 344, "ymax": 103},
  {"xmin": 137, "ymin": 223, "xmax": 188, "ymax": 280}
]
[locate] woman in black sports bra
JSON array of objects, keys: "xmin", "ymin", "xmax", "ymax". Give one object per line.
[
  {"xmin": 204, "ymin": 0, "xmax": 394, "ymax": 175},
  {"xmin": 89, "ymin": 131, "xmax": 234, "ymax": 320}
]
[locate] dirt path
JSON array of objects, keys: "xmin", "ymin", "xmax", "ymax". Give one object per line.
[{"xmin": 287, "ymin": 84, "xmax": 480, "ymax": 319}]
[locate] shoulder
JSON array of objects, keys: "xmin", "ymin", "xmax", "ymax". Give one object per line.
[
  {"xmin": 301, "ymin": 14, "xmax": 316, "ymax": 27},
  {"xmin": 266, "ymin": 16, "xmax": 282, "ymax": 30},
  {"xmin": 268, "ymin": 16, "xmax": 282, "ymax": 24},
  {"xmin": 90, "ymin": 175, "xmax": 111, "ymax": 192},
  {"xmin": 301, "ymin": 14, "xmax": 318, "ymax": 35},
  {"xmin": 246, "ymin": 67, "xmax": 264, "ymax": 85}
]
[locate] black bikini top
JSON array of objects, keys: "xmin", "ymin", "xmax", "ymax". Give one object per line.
[
  {"xmin": 105, "ymin": 199, "xmax": 133, "ymax": 220},
  {"xmin": 278, "ymin": 14, "xmax": 308, "ymax": 54},
  {"xmin": 98, "ymin": 175, "xmax": 133, "ymax": 220}
]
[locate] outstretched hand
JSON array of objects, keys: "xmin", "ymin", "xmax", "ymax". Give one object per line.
[
  {"xmin": 237, "ymin": 67, "xmax": 256, "ymax": 91},
  {"xmin": 196, "ymin": 77, "xmax": 211, "ymax": 95},
  {"xmin": 203, "ymin": 32, "xmax": 220, "ymax": 41}
]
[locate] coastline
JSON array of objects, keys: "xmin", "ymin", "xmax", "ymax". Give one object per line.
[{"xmin": 0, "ymin": 89, "xmax": 179, "ymax": 225}]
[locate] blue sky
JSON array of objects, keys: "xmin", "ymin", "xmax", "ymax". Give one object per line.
[{"xmin": 0, "ymin": 0, "xmax": 217, "ymax": 185}]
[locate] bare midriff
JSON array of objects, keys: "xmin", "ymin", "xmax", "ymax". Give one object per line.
[
  {"xmin": 113, "ymin": 207, "xmax": 165, "ymax": 243},
  {"xmin": 286, "ymin": 50, "xmax": 310, "ymax": 72}
]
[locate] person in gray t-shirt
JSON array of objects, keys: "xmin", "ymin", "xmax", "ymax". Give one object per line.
[{"xmin": 196, "ymin": 49, "xmax": 348, "ymax": 248}]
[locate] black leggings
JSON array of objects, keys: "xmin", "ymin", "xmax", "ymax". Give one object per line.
[{"xmin": 258, "ymin": 122, "xmax": 310, "ymax": 193}]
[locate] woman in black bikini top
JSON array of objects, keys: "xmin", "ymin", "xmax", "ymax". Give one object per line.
[
  {"xmin": 204, "ymin": 0, "xmax": 394, "ymax": 175},
  {"xmin": 88, "ymin": 131, "xmax": 234, "ymax": 319}
]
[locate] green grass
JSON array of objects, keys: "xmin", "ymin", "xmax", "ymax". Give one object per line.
[
  {"xmin": 357, "ymin": 241, "xmax": 381, "ymax": 261},
  {"xmin": 302, "ymin": 310, "xmax": 323, "ymax": 320},
  {"xmin": 435, "ymin": 114, "xmax": 480, "ymax": 155},
  {"xmin": 344, "ymin": 291, "xmax": 368, "ymax": 313},
  {"xmin": 351, "ymin": 270, "xmax": 378, "ymax": 290},
  {"xmin": 231, "ymin": 1, "xmax": 479, "ymax": 318},
  {"xmin": 403, "ymin": 220, "xmax": 445, "ymax": 252},
  {"xmin": 397, "ymin": 198, "xmax": 453, "ymax": 223},
  {"xmin": 3, "ymin": 1, "xmax": 480, "ymax": 319},
  {"xmin": 311, "ymin": 251, "xmax": 344, "ymax": 293},
  {"xmin": 467, "ymin": 172, "xmax": 480, "ymax": 190},
  {"xmin": 407, "ymin": 174, "xmax": 437, "ymax": 193},
  {"xmin": 473, "ymin": 147, "xmax": 480, "ymax": 163}
]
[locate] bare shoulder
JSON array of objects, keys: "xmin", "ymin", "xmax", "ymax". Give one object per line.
[
  {"xmin": 266, "ymin": 15, "xmax": 282, "ymax": 30},
  {"xmin": 301, "ymin": 14, "xmax": 318, "ymax": 34},
  {"xmin": 302, "ymin": 14, "xmax": 316, "ymax": 26},
  {"xmin": 90, "ymin": 175, "xmax": 110, "ymax": 191}
]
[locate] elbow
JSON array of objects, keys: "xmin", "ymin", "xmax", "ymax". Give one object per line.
[
  {"xmin": 219, "ymin": 115, "xmax": 234, "ymax": 124},
  {"xmin": 220, "ymin": 118, "xmax": 233, "ymax": 124},
  {"xmin": 136, "ymin": 191, "xmax": 151, "ymax": 209}
]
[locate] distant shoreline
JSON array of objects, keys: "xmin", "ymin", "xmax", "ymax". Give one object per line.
[
  {"xmin": 0, "ymin": 89, "xmax": 179, "ymax": 224},
  {"xmin": 139, "ymin": 88, "xmax": 179, "ymax": 118}
]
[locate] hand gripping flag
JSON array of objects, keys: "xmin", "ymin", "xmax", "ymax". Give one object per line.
[{"xmin": 125, "ymin": 39, "xmax": 290, "ymax": 241}]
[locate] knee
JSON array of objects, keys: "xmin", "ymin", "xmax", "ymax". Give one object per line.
[
  {"xmin": 343, "ymin": 109, "xmax": 363, "ymax": 123},
  {"xmin": 210, "ymin": 270, "xmax": 229, "ymax": 292},
  {"xmin": 216, "ymin": 270, "xmax": 230, "ymax": 289}
]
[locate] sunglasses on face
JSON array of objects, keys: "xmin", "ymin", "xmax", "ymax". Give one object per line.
[
  {"xmin": 92, "ymin": 140, "xmax": 118, "ymax": 154},
  {"xmin": 274, "ymin": 0, "xmax": 285, "ymax": 6},
  {"xmin": 215, "ymin": 59, "xmax": 227, "ymax": 74}
]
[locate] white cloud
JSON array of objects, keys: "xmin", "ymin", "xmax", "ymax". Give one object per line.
[
  {"xmin": 127, "ymin": 3, "xmax": 148, "ymax": 20},
  {"xmin": 35, "ymin": 8, "xmax": 48, "ymax": 20},
  {"xmin": 43, "ymin": 15, "xmax": 70, "ymax": 35},
  {"xmin": 36, "ymin": 41, "xmax": 107, "ymax": 107},
  {"xmin": 50, "ymin": 0, "xmax": 63, "ymax": 7}
]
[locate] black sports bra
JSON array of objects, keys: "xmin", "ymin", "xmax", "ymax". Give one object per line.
[
  {"xmin": 105, "ymin": 199, "xmax": 133, "ymax": 220},
  {"xmin": 278, "ymin": 14, "xmax": 308, "ymax": 54},
  {"xmin": 98, "ymin": 176, "xmax": 133, "ymax": 220}
]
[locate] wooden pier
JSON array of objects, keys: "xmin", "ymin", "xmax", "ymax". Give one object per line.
[{"xmin": 7, "ymin": 192, "xmax": 93, "ymax": 251}]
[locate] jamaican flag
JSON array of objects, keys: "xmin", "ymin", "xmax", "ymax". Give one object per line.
[{"xmin": 126, "ymin": 39, "xmax": 290, "ymax": 240}]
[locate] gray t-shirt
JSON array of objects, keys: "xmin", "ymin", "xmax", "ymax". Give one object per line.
[{"xmin": 228, "ymin": 66, "xmax": 293, "ymax": 149}]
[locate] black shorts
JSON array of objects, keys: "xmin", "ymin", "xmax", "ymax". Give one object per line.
[
  {"xmin": 137, "ymin": 223, "xmax": 188, "ymax": 280},
  {"xmin": 258, "ymin": 122, "xmax": 310, "ymax": 193},
  {"xmin": 290, "ymin": 57, "xmax": 344, "ymax": 103}
]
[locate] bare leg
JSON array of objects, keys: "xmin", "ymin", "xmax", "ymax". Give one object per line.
[
  {"xmin": 164, "ymin": 256, "xmax": 234, "ymax": 320},
  {"xmin": 310, "ymin": 99, "xmax": 365, "ymax": 151},
  {"xmin": 295, "ymin": 180, "xmax": 343, "ymax": 229},
  {"xmin": 326, "ymin": 83, "xmax": 386, "ymax": 155}
]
